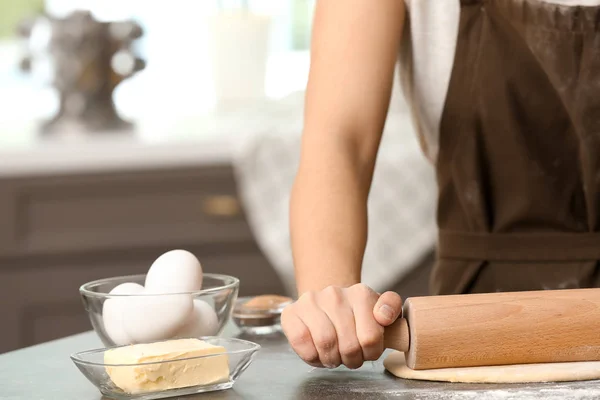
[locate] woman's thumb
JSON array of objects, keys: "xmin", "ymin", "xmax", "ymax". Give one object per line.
[{"xmin": 373, "ymin": 291, "xmax": 402, "ymax": 326}]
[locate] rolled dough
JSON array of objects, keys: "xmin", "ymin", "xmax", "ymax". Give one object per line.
[{"xmin": 383, "ymin": 351, "xmax": 600, "ymax": 383}]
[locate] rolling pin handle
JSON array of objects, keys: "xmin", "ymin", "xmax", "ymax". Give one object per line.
[{"xmin": 383, "ymin": 317, "xmax": 410, "ymax": 353}]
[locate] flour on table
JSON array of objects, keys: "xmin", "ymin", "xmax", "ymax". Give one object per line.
[
  {"xmin": 406, "ymin": 388, "xmax": 600, "ymax": 400},
  {"xmin": 345, "ymin": 385, "xmax": 600, "ymax": 399}
]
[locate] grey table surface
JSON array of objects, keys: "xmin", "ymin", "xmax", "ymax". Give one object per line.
[{"xmin": 2, "ymin": 327, "xmax": 600, "ymax": 400}]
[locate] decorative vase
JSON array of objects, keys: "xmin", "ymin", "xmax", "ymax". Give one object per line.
[{"xmin": 18, "ymin": 10, "xmax": 145, "ymax": 135}]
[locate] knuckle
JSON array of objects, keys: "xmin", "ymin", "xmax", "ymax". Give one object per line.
[
  {"xmin": 347, "ymin": 361, "xmax": 364, "ymax": 370},
  {"xmin": 299, "ymin": 291, "xmax": 317, "ymax": 305},
  {"xmin": 323, "ymin": 285, "xmax": 341, "ymax": 294},
  {"xmin": 322, "ymin": 285, "xmax": 344, "ymax": 303},
  {"xmin": 295, "ymin": 346, "xmax": 319, "ymax": 364},
  {"xmin": 301, "ymin": 353, "xmax": 320, "ymax": 364},
  {"xmin": 296, "ymin": 292, "xmax": 319, "ymax": 311},
  {"xmin": 288, "ymin": 326, "xmax": 312, "ymax": 348},
  {"xmin": 351, "ymin": 283, "xmax": 374, "ymax": 298},
  {"xmin": 339, "ymin": 342, "xmax": 362, "ymax": 359},
  {"xmin": 345, "ymin": 356, "xmax": 364, "ymax": 370},
  {"xmin": 358, "ymin": 330, "xmax": 382, "ymax": 350},
  {"xmin": 314, "ymin": 333, "xmax": 337, "ymax": 351},
  {"xmin": 364, "ymin": 349, "xmax": 384, "ymax": 361},
  {"xmin": 327, "ymin": 358, "xmax": 343, "ymax": 368}
]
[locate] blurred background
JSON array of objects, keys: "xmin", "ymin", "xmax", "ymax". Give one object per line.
[{"xmin": 0, "ymin": 0, "xmax": 437, "ymax": 353}]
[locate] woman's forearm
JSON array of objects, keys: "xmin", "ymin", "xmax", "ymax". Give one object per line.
[
  {"xmin": 290, "ymin": 0, "xmax": 405, "ymax": 295},
  {"xmin": 290, "ymin": 141, "xmax": 370, "ymax": 295}
]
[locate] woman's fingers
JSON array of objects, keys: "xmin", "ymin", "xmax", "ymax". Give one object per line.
[
  {"xmin": 282, "ymin": 285, "xmax": 403, "ymax": 369},
  {"xmin": 373, "ymin": 291, "xmax": 402, "ymax": 326},
  {"xmin": 318, "ymin": 286, "xmax": 364, "ymax": 369},
  {"xmin": 295, "ymin": 292, "xmax": 342, "ymax": 368},
  {"xmin": 281, "ymin": 305, "xmax": 322, "ymax": 366},
  {"xmin": 348, "ymin": 284, "xmax": 385, "ymax": 361}
]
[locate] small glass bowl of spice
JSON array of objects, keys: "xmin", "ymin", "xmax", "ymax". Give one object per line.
[{"xmin": 232, "ymin": 295, "xmax": 293, "ymax": 335}]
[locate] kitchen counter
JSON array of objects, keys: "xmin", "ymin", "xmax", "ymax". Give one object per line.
[
  {"xmin": 0, "ymin": 99, "xmax": 299, "ymax": 178},
  {"xmin": 2, "ymin": 328, "xmax": 600, "ymax": 400}
]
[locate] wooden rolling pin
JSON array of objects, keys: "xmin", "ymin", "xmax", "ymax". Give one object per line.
[{"xmin": 383, "ymin": 288, "xmax": 600, "ymax": 370}]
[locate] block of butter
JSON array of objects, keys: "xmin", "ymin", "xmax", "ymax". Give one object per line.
[{"xmin": 104, "ymin": 338, "xmax": 230, "ymax": 394}]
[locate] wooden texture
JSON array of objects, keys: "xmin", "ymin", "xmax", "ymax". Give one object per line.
[
  {"xmin": 384, "ymin": 288, "xmax": 600, "ymax": 370},
  {"xmin": 384, "ymin": 317, "xmax": 410, "ymax": 353}
]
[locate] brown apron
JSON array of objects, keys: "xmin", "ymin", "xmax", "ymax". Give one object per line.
[{"xmin": 431, "ymin": 0, "xmax": 600, "ymax": 295}]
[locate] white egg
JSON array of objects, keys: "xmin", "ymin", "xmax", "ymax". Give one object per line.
[
  {"xmin": 102, "ymin": 282, "xmax": 144, "ymax": 346},
  {"xmin": 176, "ymin": 299, "xmax": 220, "ymax": 338},
  {"xmin": 122, "ymin": 292, "xmax": 194, "ymax": 343},
  {"xmin": 145, "ymin": 249, "xmax": 203, "ymax": 294}
]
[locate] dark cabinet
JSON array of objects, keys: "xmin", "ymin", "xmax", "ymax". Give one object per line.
[{"xmin": 0, "ymin": 164, "xmax": 284, "ymax": 354}]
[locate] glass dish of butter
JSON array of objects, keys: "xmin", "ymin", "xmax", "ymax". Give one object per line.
[{"xmin": 71, "ymin": 337, "xmax": 260, "ymax": 399}]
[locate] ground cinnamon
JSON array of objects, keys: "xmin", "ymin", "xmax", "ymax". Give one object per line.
[{"xmin": 241, "ymin": 295, "xmax": 292, "ymax": 311}]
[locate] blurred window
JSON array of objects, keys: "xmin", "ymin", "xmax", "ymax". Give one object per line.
[{"xmin": 0, "ymin": 0, "xmax": 314, "ymax": 125}]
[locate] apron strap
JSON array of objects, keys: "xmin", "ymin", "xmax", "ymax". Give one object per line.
[{"xmin": 439, "ymin": 230, "xmax": 600, "ymax": 261}]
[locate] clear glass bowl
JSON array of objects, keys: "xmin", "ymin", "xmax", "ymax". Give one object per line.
[
  {"xmin": 231, "ymin": 296, "xmax": 293, "ymax": 335},
  {"xmin": 70, "ymin": 337, "xmax": 260, "ymax": 400},
  {"xmin": 80, "ymin": 274, "xmax": 239, "ymax": 347}
]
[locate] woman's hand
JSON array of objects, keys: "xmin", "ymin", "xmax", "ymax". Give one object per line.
[{"xmin": 281, "ymin": 284, "xmax": 402, "ymax": 369}]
